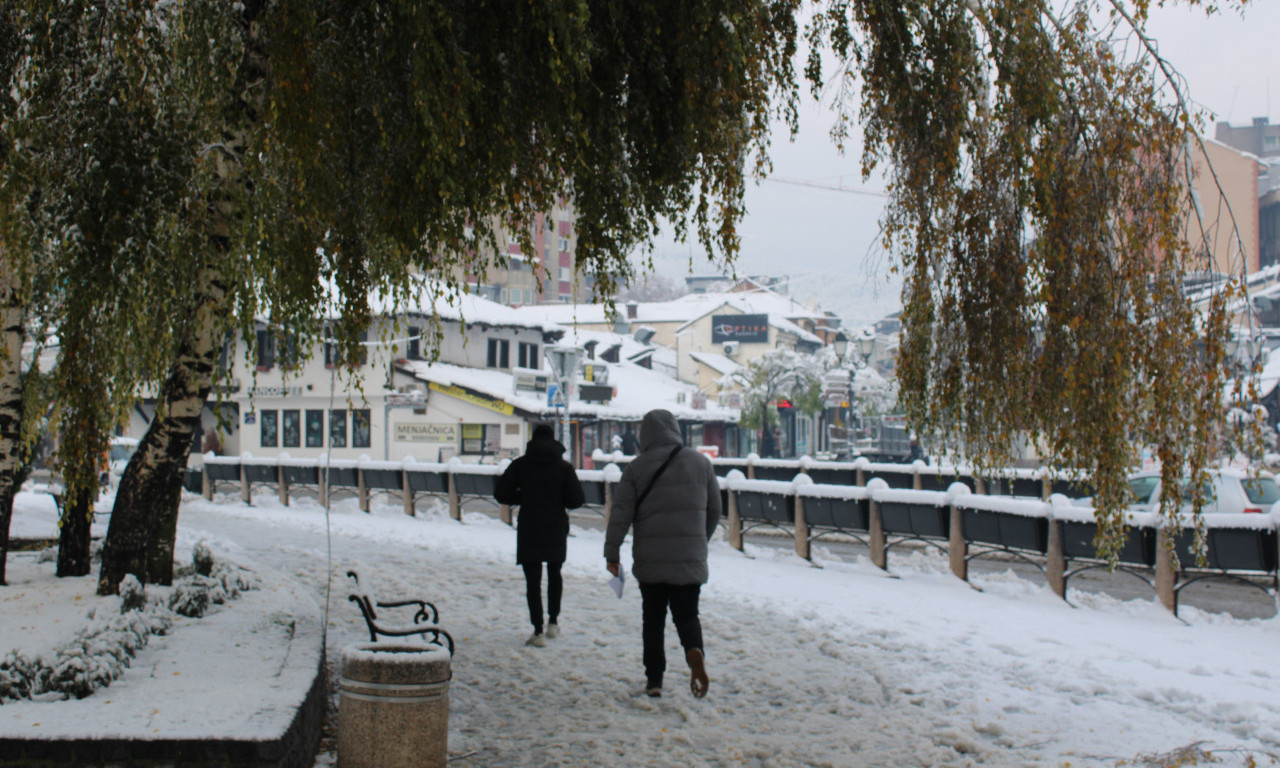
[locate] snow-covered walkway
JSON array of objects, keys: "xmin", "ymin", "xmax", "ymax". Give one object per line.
[{"xmin": 166, "ymin": 491, "xmax": 1280, "ymax": 767}]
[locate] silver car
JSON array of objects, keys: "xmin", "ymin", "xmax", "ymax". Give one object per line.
[{"xmin": 1126, "ymin": 468, "xmax": 1280, "ymax": 515}]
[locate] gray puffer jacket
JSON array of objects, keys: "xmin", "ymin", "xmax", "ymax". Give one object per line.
[{"xmin": 604, "ymin": 409, "xmax": 721, "ymax": 585}]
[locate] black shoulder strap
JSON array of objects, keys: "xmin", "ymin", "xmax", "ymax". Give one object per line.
[{"xmin": 636, "ymin": 445, "xmax": 683, "ymax": 510}]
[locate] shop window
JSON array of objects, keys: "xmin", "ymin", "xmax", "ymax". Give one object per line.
[
  {"xmin": 461, "ymin": 424, "xmax": 500, "ymax": 455},
  {"xmin": 260, "ymin": 410, "xmax": 278, "ymax": 448},
  {"xmin": 305, "ymin": 410, "xmax": 324, "ymax": 448},
  {"xmin": 329, "ymin": 409, "xmax": 348, "ymax": 448},
  {"xmin": 282, "ymin": 410, "xmax": 300, "ymax": 448},
  {"xmin": 352, "ymin": 409, "xmax": 371, "ymax": 448}
]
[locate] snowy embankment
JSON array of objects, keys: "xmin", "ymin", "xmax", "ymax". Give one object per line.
[{"xmin": 6, "ymin": 488, "xmax": 1280, "ymax": 766}]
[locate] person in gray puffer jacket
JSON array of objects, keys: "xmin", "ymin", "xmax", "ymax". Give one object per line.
[{"xmin": 605, "ymin": 409, "xmax": 720, "ymax": 699}]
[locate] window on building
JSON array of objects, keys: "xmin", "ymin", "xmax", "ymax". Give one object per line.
[
  {"xmin": 256, "ymin": 329, "xmax": 275, "ymax": 370},
  {"xmin": 278, "ymin": 331, "xmax": 301, "ymax": 369},
  {"xmin": 559, "ymin": 236, "xmax": 570, "ymax": 252},
  {"xmin": 325, "ymin": 328, "xmax": 369, "ymax": 368},
  {"xmin": 487, "ymin": 338, "xmax": 510, "ymax": 369},
  {"xmin": 559, "ymin": 267, "xmax": 571, "ymax": 281},
  {"xmin": 305, "ymin": 410, "xmax": 324, "ymax": 448},
  {"xmin": 406, "ymin": 325, "xmax": 421, "ymax": 360},
  {"xmin": 260, "ymin": 410, "xmax": 278, "ymax": 448},
  {"xmin": 461, "ymin": 424, "xmax": 501, "ymax": 455},
  {"xmin": 282, "ymin": 410, "xmax": 300, "ymax": 448},
  {"xmin": 500, "ymin": 288, "xmax": 508, "ymax": 304},
  {"xmin": 329, "ymin": 409, "xmax": 347, "ymax": 448},
  {"xmin": 518, "ymin": 342, "xmax": 539, "ymax": 369},
  {"xmin": 352, "ymin": 409, "xmax": 371, "ymax": 448}
]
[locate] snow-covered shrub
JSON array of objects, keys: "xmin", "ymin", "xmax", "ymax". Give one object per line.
[
  {"xmin": 0, "ymin": 651, "xmax": 42, "ymax": 702},
  {"xmin": 36, "ymin": 546, "xmax": 56, "ymax": 564},
  {"xmin": 193, "ymin": 540, "xmax": 214, "ymax": 576},
  {"xmin": 212, "ymin": 561, "xmax": 259, "ymax": 597},
  {"xmin": 119, "ymin": 574, "xmax": 147, "ymax": 613},
  {"xmin": 43, "ymin": 604, "xmax": 173, "ymax": 699},
  {"xmin": 168, "ymin": 575, "xmax": 219, "ymax": 617},
  {"xmin": 167, "ymin": 555, "xmax": 258, "ymax": 617}
]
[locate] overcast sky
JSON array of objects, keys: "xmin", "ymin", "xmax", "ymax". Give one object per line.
[{"xmin": 642, "ymin": 2, "xmax": 1280, "ymax": 328}]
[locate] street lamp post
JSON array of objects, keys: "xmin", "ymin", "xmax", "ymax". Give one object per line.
[
  {"xmin": 831, "ymin": 329, "xmax": 877, "ymax": 457},
  {"xmin": 544, "ymin": 345, "xmax": 582, "ymax": 464}
]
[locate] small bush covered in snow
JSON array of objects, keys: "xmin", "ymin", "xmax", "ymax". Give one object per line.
[
  {"xmin": 44, "ymin": 607, "xmax": 173, "ymax": 699},
  {"xmin": 119, "ymin": 574, "xmax": 147, "ymax": 613}
]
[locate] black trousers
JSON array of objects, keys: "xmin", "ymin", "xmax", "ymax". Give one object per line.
[
  {"xmin": 638, "ymin": 582, "xmax": 703, "ymax": 689},
  {"xmin": 521, "ymin": 561, "xmax": 562, "ymax": 632}
]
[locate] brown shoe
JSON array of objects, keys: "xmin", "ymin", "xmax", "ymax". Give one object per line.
[{"xmin": 686, "ymin": 648, "xmax": 709, "ymax": 698}]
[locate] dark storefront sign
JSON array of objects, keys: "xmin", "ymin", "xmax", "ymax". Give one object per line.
[{"xmin": 711, "ymin": 313, "xmax": 769, "ymax": 343}]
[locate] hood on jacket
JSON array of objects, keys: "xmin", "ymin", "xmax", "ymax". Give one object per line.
[
  {"xmin": 525, "ymin": 423, "xmax": 566, "ymax": 461},
  {"xmin": 639, "ymin": 409, "xmax": 683, "ymax": 452}
]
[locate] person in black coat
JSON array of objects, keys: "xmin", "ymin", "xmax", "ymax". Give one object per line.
[
  {"xmin": 620, "ymin": 426, "xmax": 638, "ymax": 455},
  {"xmin": 494, "ymin": 423, "xmax": 586, "ymax": 647}
]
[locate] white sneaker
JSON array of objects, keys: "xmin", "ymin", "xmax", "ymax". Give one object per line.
[
  {"xmin": 526, "ymin": 632, "xmax": 546, "ymax": 648},
  {"xmin": 546, "ymin": 623, "xmax": 560, "ymax": 639}
]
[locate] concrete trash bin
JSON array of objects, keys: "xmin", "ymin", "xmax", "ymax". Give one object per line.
[{"xmin": 338, "ymin": 642, "xmax": 452, "ymax": 768}]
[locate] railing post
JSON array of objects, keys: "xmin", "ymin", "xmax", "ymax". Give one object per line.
[
  {"xmin": 447, "ymin": 468, "xmax": 461, "ymax": 521},
  {"xmin": 319, "ymin": 466, "xmax": 329, "ymax": 509},
  {"xmin": 1155, "ymin": 525, "xmax": 1177, "ymax": 614},
  {"xmin": 973, "ymin": 475, "xmax": 986, "ymax": 496},
  {"xmin": 202, "ymin": 463, "xmax": 212, "ymax": 500},
  {"xmin": 402, "ymin": 469, "xmax": 414, "ymax": 517},
  {"xmin": 868, "ymin": 498, "xmax": 887, "ymax": 570},
  {"xmin": 856, "ymin": 465, "xmax": 866, "ymax": 487},
  {"xmin": 358, "ymin": 466, "xmax": 370, "ymax": 513},
  {"xmin": 240, "ymin": 462, "xmax": 250, "ymax": 505},
  {"xmin": 747, "ymin": 455, "xmax": 756, "ymax": 480},
  {"xmin": 794, "ymin": 495, "xmax": 810, "ymax": 561},
  {"xmin": 279, "ymin": 464, "xmax": 289, "ymax": 507},
  {"xmin": 948, "ymin": 503, "xmax": 966, "ymax": 581},
  {"xmin": 727, "ymin": 489, "xmax": 743, "ymax": 551},
  {"xmin": 912, "ymin": 464, "xmax": 922, "ymax": 491},
  {"xmin": 499, "ymin": 503, "xmax": 513, "ymax": 526}
]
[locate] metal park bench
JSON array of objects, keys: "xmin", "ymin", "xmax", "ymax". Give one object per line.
[{"xmin": 346, "ymin": 571, "xmax": 453, "ymax": 654}]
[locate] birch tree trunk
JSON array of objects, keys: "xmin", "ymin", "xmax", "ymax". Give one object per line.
[
  {"xmin": 97, "ymin": 2, "xmax": 267, "ymax": 595},
  {"xmin": 98, "ymin": 272, "xmax": 224, "ymax": 591},
  {"xmin": 0, "ymin": 253, "xmax": 25, "ymax": 586}
]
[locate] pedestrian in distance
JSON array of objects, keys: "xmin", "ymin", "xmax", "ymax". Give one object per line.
[
  {"xmin": 495, "ymin": 423, "xmax": 586, "ymax": 647},
  {"xmin": 604, "ymin": 409, "xmax": 719, "ymax": 698},
  {"xmin": 620, "ymin": 425, "xmax": 638, "ymax": 455}
]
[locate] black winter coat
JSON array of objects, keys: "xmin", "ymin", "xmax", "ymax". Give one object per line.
[{"xmin": 494, "ymin": 435, "xmax": 586, "ymax": 564}]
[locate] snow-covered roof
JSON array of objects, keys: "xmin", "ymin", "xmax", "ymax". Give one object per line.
[
  {"xmin": 312, "ymin": 277, "xmax": 556, "ymax": 333},
  {"xmin": 688, "ymin": 351, "xmax": 743, "ymax": 376},
  {"xmin": 399, "ymin": 358, "xmax": 737, "ymax": 422},
  {"xmin": 520, "ymin": 288, "xmax": 831, "ymax": 328}
]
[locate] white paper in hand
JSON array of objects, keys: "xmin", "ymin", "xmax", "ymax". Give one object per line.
[{"xmin": 609, "ymin": 570, "xmax": 625, "ymax": 599}]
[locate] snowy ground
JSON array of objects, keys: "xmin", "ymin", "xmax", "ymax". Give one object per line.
[{"xmin": 6, "ymin": 487, "xmax": 1280, "ymax": 767}]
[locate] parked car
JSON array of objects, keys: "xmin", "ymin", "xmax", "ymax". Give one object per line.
[{"xmin": 1124, "ymin": 468, "xmax": 1280, "ymax": 515}]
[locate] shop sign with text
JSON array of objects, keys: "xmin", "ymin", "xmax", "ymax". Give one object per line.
[{"xmin": 394, "ymin": 423, "xmax": 458, "ymax": 443}]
